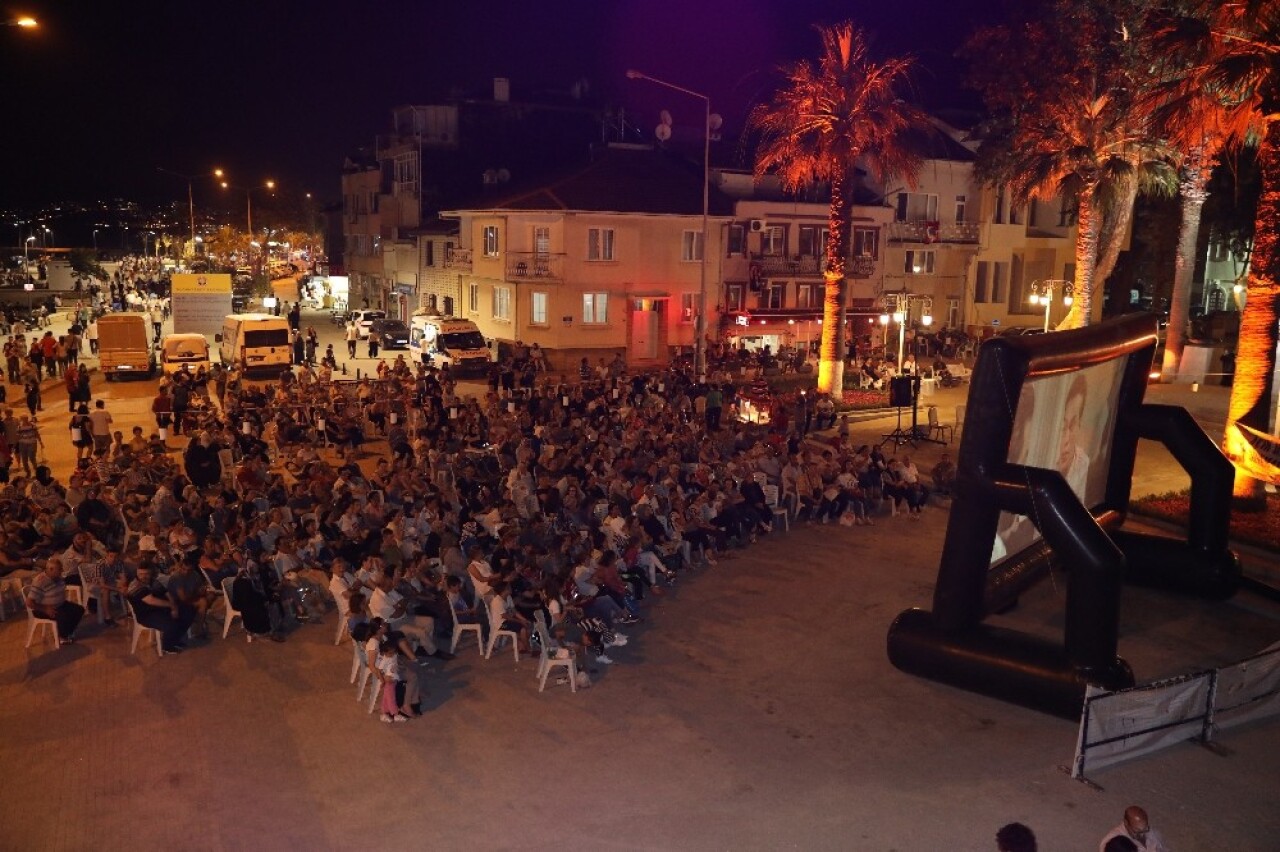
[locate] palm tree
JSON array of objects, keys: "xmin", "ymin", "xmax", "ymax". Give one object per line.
[
  {"xmin": 750, "ymin": 22, "xmax": 927, "ymax": 394},
  {"xmin": 967, "ymin": 0, "xmax": 1176, "ymax": 328},
  {"xmin": 1154, "ymin": 0, "xmax": 1280, "ymax": 506}
]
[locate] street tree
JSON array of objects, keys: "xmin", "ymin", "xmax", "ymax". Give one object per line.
[
  {"xmin": 1153, "ymin": 0, "xmax": 1280, "ymax": 506},
  {"xmin": 750, "ymin": 21, "xmax": 928, "ymax": 394},
  {"xmin": 964, "ymin": 0, "xmax": 1176, "ymax": 328}
]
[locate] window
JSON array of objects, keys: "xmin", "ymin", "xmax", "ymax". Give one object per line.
[
  {"xmin": 1027, "ymin": 200, "xmax": 1039, "ymax": 228},
  {"xmin": 530, "ymin": 291, "xmax": 548, "ymax": 325},
  {"xmin": 482, "ymin": 226, "xmax": 499, "ymax": 258},
  {"xmin": 725, "ymin": 284, "xmax": 745, "ymax": 311},
  {"xmin": 727, "ymin": 224, "xmax": 746, "ymax": 256},
  {"xmin": 994, "ymin": 190, "xmax": 1006, "ymax": 225},
  {"xmin": 904, "ymin": 250, "xmax": 936, "ymax": 275},
  {"xmin": 896, "ymin": 192, "xmax": 938, "ymax": 222},
  {"xmin": 681, "ymin": 292, "xmax": 700, "ymax": 322},
  {"xmin": 587, "ymin": 228, "xmax": 615, "ymax": 261},
  {"xmin": 974, "ymin": 261, "xmax": 990, "ymax": 303},
  {"xmin": 798, "ymin": 225, "xmax": 828, "ymax": 257},
  {"xmin": 761, "ymin": 226, "xmax": 786, "ymax": 256},
  {"xmin": 1058, "ymin": 198, "xmax": 1077, "ymax": 228},
  {"xmin": 467, "ymin": 282, "xmax": 479, "ymax": 313},
  {"xmin": 533, "ymin": 226, "xmax": 551, "ymax": 258},
  {"xmin": 393, "ymin": 153, "xmax": 419, "ymax": 197},
  {"xmin": 853, "ymin": 227, "xmax": 879, "ymax": 259},
  {"xmin": 492, "ymin": 285, "xmax": 511, "ymax": 321},
  {"xmin": 681, "ymin": 230, "xmax": 704, "ymax": 262},
  {"xmin": 762, "ymin": 283, "xmax": 785, "ymax": 310},
  {"xmin": 442, "ymin": 296, "xmax": 454, "ymax": 316},
  {"xmin": 955, "ymin": 195, "xmax": 967, "ymax": 223},
  {"xmin": 796, "ymin": 283, "xmax": 824, "ymax": 309},
  {"xmin": 583, "ymin": 292, "xmax": 608, "ymax": 323},
  {"xmin": 993, "ymin": 262, "xmax": 1008, "ymax": 304},
  {"xmin": 424, "ymin": 240, "xmax": 434, "ymax": 267}
]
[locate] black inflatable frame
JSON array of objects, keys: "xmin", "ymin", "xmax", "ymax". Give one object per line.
[{"xmin": 887, "ymin": 313, "xmax": 1241, "ymax": 718}]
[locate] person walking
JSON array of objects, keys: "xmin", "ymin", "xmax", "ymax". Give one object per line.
[
  {"xmin": 149, "ymin": 302, "xmax": 164, "ymax": 341},
  {"xmin": 151, "ymin": 386, "xmax": 173, "ymax": 440},
  {"xmin": 15, "ymin": 413, "xmax": 42, "ymax": 476},
  {"xmin": 346, "ymin": 320, "xmax": 359, "ymax": 359},
  {"xmin": 70, "ymin": 404, "xmax": 94, "ymax": 461},
  {"xmin": 85, "ymin": 317, "xmax": 99, "ymax": 355},
  {"xmin": 1099, "ymin": 806, "xmax": 1169, "ymax": 852},
  {"xmin": 88, "ymin": 399, "xmax": 113, "ymax": 457},
  {"xmin": 23, "ymin": 373, "xmax": 41, "ymax": 416}
]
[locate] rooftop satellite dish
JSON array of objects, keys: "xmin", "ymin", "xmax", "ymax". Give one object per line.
[
  {"xmin": 659, "ymin": 109, "xmax": 673, "ymax": 127},
  {"xmin": 708, "ymin": 113, "xmax": 723, "ymax": 132},
  {"xmin": 496, "ymin": 168, "xmax": 511, "ymax": 183},
  {"xmin": 654, "ymin": 123, "xmax": 672, "ymax": 142}
]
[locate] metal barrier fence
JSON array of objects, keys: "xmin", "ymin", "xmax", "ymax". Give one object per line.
[{"xmin": 1069, "ymin": 641, "xmax": 1280, "ymax": 787}]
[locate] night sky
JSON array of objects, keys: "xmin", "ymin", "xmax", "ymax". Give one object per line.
[{"xmin": 0, "ymin": 0, "xmax": 999, "ymax": 209}]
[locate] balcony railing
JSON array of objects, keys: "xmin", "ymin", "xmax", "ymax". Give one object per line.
[
  {"xmin": 505, "ymin": 252, "xmax": 564, "ymax": 282},
  {"xmin": 750, "ymin": 254, "xmax": 825, "ymax": 276},
  {"xmin": 444, "ymin": 246, "xmax": 472, "ymax": 271},
  {"xmin": 887, "ymin": 221, "xmax": 981, "ymax": 244}
]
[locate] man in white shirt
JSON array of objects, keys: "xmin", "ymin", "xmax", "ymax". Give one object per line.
[
  {"xmin": 1098, "ymin": 806, "xmax": 1169, "ymax": 852},
  {"xmin": 369, "ymin": 573, "xmax": 450, "ymax": 659}
]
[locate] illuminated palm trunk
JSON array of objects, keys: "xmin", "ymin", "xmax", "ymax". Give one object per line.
[
  {"xmin": 1067, "ymin": 185, "xmax": 1101, "ymax": 329},
  {"xmin": 817, "ymin": 173, "xmax": 852, "ymax": 394},
  {"xmin": 1223, "ymin": 122, "xmax": 1280, "ymax": 507},
  {"xmin": 1163, "ymin": 147, "xmax": 1209, "ymax": 380}
]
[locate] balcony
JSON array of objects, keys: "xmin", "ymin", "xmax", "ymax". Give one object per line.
[
  {"xmin": 506, "ymin": 252, "xmax": 564, "ymax": 282},
  {"xmin": 751, "ymin": 254, "xmax": 825, "ymax": 277},
  {"xmin": 444, "ymin": 246, "xmax": 472, "ymax": 271},
  {"xmin": 887, "ymin": 221, "xmax": 981, "ymax": 244}
]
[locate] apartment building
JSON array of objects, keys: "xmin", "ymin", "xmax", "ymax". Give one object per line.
[
  {"xmin": 340, "ymin": 82, "xmax": 601, "ymax": 318},
  {"xmin": 440, "ymin": 143, "xmax": 733, "ymax": 369}
]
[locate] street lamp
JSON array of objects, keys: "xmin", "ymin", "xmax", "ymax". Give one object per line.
[
  {"xmin": 1027, "ymin": 279, "xmax": 1074, "ymax": 332},
  {"xmin": 627, "ymin": 68, "xmax": 711, "ymax": 381},
  {"xmin": 92, "ymin": 228, "xmax": 100, "ymax": 251},
  {"xmin": 42, "ymin": 226, "xmax": 52, "ymax": 248},
  {"xmin": 879, "ymin": 291, "xmax": 933, "ymax": 370},
  {"xmin": 3, "ymin": 16, "xmax": 37, "ymax": 27},
  {"xmin": 24, "ymin": 235, "xmax": 35, "ymax": 274},
  {"xmin": 221, "ymin": 177, "xmax": 275, "ymax": 236},
  {"xmin": 158, "ymin": 166, "xmax": 223, "ymax": 252}
]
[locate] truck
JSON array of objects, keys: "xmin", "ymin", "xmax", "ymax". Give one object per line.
[
  {"xmin": 408, "ymin": 312, "xmax": 491, "ymax": 374},
  {"xmin": 216, "ymin": 313, "xmax": 292, "ymax": 377},
  {"xmin": 97, "ymin": 313, "xmax": 156, "ymax": 380},
  {"xmin": 159, "ymin": 332, "xmax": 212, "ymax": 377}
]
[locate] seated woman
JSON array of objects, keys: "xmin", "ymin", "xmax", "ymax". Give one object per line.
[{"xmin": 229, "ymin": 558, "xmax": 285, "ymax": 642}]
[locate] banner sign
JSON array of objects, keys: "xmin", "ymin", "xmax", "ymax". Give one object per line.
[{"xmin": 172, "ymin": 273, "xmax": 232, "ymax": 338}]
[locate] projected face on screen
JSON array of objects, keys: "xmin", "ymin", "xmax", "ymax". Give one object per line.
[{"xmin": 990, "ymin": 357, "xmax": 1126, "ymax": 566}]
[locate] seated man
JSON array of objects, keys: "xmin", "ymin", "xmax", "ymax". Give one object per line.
[
  {"xmin": 485, "ymin": 579, "xmax": 531, "ymax": 654},
  {"xmin": 125, "ymin": 563, "xmax": 196, "ymax": 654},
  {"xmin": 165, "ymin": 560, "xmax": 215, "ymax": 639},
  {"xmin": 25, "ymin": 557, "xmax": 85, "ymax": 644},
  {"xmin": 369, "ymin": 572, "xmax": 450, "ymax": 660},
  {"xmin": 813, "ymin": 394, "xmax": 837, "ymax": 431},
  {"xmin": 932, "ymin": 453, "xmax": 957, "ymax": 495}
]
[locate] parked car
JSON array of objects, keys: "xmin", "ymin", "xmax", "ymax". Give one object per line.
[
  {"xmin": 350, "ymin": 309, "xmax": 386, "ymax": 338},
  {"xmin": 370, "ymin": 318, "xmax": 410, "ymax": 349}
]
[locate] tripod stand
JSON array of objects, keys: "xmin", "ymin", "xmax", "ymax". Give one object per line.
[{"xmin": 880, "ymin": 376, "xmax": 918, "ymax": 448}]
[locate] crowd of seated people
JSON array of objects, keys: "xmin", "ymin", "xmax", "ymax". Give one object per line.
[{"xmin": 2, "ymin": 352, "xmax": 935, "ymax": 707}]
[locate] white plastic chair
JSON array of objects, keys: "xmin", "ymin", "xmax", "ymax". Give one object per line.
[
  {"xmin": 449, "ymin": 596, "xmax": 484, "ymax": 655},
  {"xmin": 762, "ymin": 483, "xmax": 790, "ymax": 532},
  {"xmin": 927, "ymin": 406, "xmax": 953, "ymax": 444},
  {"xmin": 484, "ymin": 599, "xmax": 521, "ymax": 662},
  {"xmin": 220, "ymin": 576, "xmax": 245, "ymax": 639},
  {"xmin": 20, "ymin": 585, "xmax": 59, "ymax": 649},
  {"xmin": 533, "ymin": 612, "xmax": 576, "ymax": 693},
  {"xmin": 81, "ymin": 581, "xmax": 127, "ymax": 625},
  {"xmin": 352, "ymin": 641, "xmax": 379, "ymax": 713},
  {"xmin": 125, "ymin": 598, "xmax": 164, "ymax": 658},
  {"xmin": 333, "ymin": 587, "xmax": 352, "ymax": 646}
]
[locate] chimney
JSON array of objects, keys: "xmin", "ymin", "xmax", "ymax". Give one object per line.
[{"xmin": 493, "ymin": 77, "xmax": 510, "ymax": 103}]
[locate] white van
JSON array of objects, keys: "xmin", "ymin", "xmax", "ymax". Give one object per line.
[
  {"xmin": 159, "ymin": 333, "xmax": 212, "ymax": 377},
  {"xmin": 216, "ymin": 313, "xmax": 292, "ymax": 377},
  {"xmin": 408, "ymin": 313, "xmax": 491, "ymax": 374}
]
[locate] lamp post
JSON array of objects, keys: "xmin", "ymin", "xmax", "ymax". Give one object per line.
[
  {"xmin": 879, "ymin": 290, "xmax": 934, "ymax": 368},
  {"xmin": 92, "ymin": 228, "xmax": 100, "ymax": 251},
  {"xmin": 1027, "ymin": 279, "xmax": 1074, "ymax": 332},
  {"xmin": 626, "ymin": 69, "xmax": 710, "ymax": 381},
  {"xmin": 2, "ymin": 16, "xmax": 37, "ymax": 27},
  {"xmin": 43, "ymin": 226, "xmax": 52, "ymax": 248},
  {"xmin": 158, "ymin": 167, "xmax": 224, "ymax": 252},
  {"xmin": 24, "ymin": 235, "xmax": 35, "ymax": 275}
]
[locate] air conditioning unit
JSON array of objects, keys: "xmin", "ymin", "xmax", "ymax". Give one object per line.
[{"xmin": 749, "ymin": 219, "xmax": 765, "ymax": 233}]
